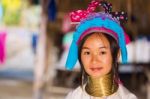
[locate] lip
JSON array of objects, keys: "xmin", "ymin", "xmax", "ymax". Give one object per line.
[{"xmin": 90, "ymin": 67, "xmax": 103, "ymax": 72}]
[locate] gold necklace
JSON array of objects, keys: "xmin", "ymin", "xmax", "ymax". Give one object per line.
[{"xmin": 85, "ymin": 72, "xmax": 118, "ymax": 97}]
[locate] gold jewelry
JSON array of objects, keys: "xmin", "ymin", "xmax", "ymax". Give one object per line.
[{"xmin": 85, "ymin": 72, "xmax": 118, "ymax": 97}]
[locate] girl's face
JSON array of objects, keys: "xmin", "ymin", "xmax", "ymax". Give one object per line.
[{"xmin": 81, "ymin": 33, "xmax": 112, "ymax": 78}]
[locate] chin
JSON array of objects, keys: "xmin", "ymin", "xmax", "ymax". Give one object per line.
[{"xmin": 89, "ymin": 73, "xmax": 103, "ymax": 78}]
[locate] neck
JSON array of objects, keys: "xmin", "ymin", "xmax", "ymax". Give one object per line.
[{"xmin": 85, "ymin": 72, "xmax": 118, "ymax": 97}]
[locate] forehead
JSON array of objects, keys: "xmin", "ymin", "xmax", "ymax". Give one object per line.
[{"xmin": 82, "ymin": 33, "xmax": 110, "ymax": 48}]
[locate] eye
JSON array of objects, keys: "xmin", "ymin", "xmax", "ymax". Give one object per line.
[
  {"xmin": 99, "ymin": 51, "xmax": 107, "ymax": 55},
  {"xmin": 83, "ymin": 51, "xmax": 90, "ymax": 55}
]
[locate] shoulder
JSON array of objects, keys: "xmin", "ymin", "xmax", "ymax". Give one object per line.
[
  {"xmin": 65, "ymin": 86, "xmax": 84, "ymax": 99},
  {"xmin": 118, "ymin": 84, "xmax": 138, "ymax": 99},
  {"xmin": 65, "ymin": 86, "xmax": 91, "ymax": 99}
]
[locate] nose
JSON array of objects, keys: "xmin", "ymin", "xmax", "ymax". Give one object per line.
[{"xmin": 91, "ymin": 53, "xmax": 99, "ymax": 64}]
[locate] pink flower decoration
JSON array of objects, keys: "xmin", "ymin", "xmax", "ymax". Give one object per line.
[{"xmin": 70, "ymin": 0, "xmax": 100, "ymax": 23}]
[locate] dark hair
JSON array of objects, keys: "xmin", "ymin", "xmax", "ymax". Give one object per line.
[{"xmin": 78, "ymin": 32, "xmax": 120, "ymax": 85}]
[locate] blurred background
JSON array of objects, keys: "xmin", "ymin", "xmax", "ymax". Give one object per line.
[{"xmin": 0, "ymin": 0, "xmax": 149, "ymax": 99}]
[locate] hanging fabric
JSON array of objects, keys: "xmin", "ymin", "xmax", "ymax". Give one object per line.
[
  {"xmin": 0, "ymin": 31, "xmax": 6, "ymax": 64},
  {"xmin": 48, "ymin": 0, "xmax": 57, "ymax": 21}
]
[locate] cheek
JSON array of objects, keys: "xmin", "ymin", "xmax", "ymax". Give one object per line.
[
  {"xmin": 81, "ymin": 55, "xmax": 90, "ymax": 69},
  {"xmin": 100, "ymin": 51, "xmax": 112, "ymax": 68},
  {"xmin": 104, "ymin": 64, "xmax": 112, "ymax": 73},
  {"xmin": 103, "ymin": 56, "xmax": 113, "ymax": 73}
]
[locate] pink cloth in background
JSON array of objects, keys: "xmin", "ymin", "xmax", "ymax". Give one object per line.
[
  {"xmin": 61, "ymin": 14, "xmax": 72, "ymax": 33},
  {"xmin": 0, "ymin": 31, "xmax": 6, "ymax": 64}
]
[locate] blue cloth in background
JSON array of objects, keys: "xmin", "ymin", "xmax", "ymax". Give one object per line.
[
  {"xmin": 48, "ymin": 0, "xmax": 57, "ymax": 21},
  {"xmin": 32, "ymin": 34, "xmax": 38, "ymax": 54},
  {"xmin": 0, "ymin": 4, "xmax": 3, "ymax": 21}
]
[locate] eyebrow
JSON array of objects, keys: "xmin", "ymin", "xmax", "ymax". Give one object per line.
[{"xmin": 82, "ymin": 46, "xmax": 108, "ymax": 49}]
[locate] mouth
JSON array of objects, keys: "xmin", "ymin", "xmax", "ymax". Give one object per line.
[{"xmin": 90, "ymin": 67, "xmax": 103, "ymax": 72}]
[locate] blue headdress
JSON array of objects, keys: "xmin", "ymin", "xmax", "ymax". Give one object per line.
[{"xmin": 65, "ymin": 0, "xmax": 129, "ymax": 70}]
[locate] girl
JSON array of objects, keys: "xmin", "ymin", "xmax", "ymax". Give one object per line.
[{"xmin": 65, "ymin": 0, "xmax": 137, "ymax": 99}]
